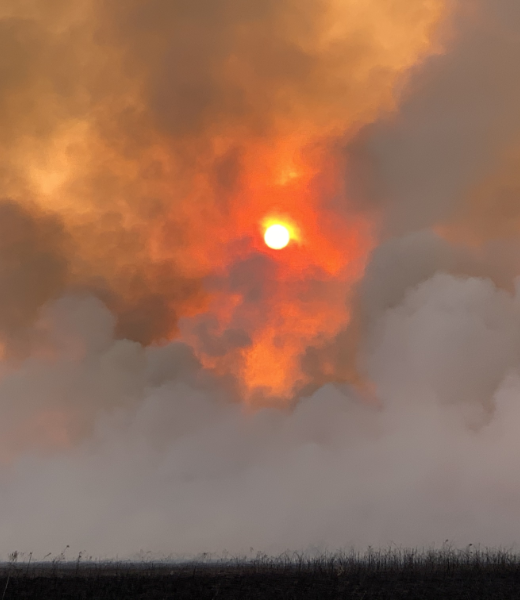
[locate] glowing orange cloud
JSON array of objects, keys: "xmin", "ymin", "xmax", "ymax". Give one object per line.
[{"xmin": 0, "ymin": 0, "xmax": 451, "ymax": 405}]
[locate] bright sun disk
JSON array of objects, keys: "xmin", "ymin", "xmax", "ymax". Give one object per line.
[{"xmin": 264, "ymin": 224, "xmax": 290, "ymax": 250}]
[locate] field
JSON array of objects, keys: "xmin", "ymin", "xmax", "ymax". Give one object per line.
[{"xmin": 1, "ymin": 546, "xmax": 520, "ymax": 599}]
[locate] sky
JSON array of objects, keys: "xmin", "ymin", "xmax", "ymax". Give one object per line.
[{"xmin": 1, "ymin": 0, "xmax": 520, "ymax": 561}]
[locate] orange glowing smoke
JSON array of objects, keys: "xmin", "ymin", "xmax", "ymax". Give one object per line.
[
  {"xmin": 0, "ymin": 0, "xmax": 451, "ymax": 404},
  {"xmin": 172, "ymin": 136, "xmax": 375, "ymax": 402},
  {"xmin": 177, "ymin": 137, "xmax": 392, "ymax": 402}
]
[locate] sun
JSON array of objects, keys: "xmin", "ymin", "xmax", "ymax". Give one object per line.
[{"xmin": 264, "ymin": 223, "xmax": 290, "ymax": 250}]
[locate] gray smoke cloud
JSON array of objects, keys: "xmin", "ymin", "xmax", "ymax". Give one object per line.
[
  {"xmin": 3, "ymin": 0, "xmax": 520, "ymax": 561},
  {"xmin": 3, "ymin": 276, "xmax": 520, "ymax": 559}
]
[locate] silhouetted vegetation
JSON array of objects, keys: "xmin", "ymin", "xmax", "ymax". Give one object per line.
[{"xmin": 1, "ymin": 545, "xmax": 520, "ymax": 598}]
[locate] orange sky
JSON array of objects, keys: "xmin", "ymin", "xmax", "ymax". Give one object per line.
[{"xmin": 0, "ymin": 0, "xmax": 451, "ymax": 404}]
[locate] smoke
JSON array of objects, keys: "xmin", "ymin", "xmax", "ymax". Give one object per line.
[
  {"xmin": 2, "ymin": 0, "xmax": 520, "ymax": 560},
  {"xmin": 4, "ymin": 280, "xmax": 520, "ymax": 558},
  {"xmin": 0, "ymin": 0, "xmax": 447, "ymax": 399}
]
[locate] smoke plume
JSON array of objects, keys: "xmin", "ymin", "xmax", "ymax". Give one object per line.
[{"xmin": 2, "ymin": 0, "xmax": 520, "ymax": 560}]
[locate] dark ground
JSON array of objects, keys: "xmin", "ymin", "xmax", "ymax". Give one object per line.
[{"xmin": 1, "ymin": 547, "xmax": 520, "ymax": 599}]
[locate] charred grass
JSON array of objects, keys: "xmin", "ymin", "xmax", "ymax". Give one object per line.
[{"xmin": 1, "ymin": 545, "xmax": 520, "ymax": 599}]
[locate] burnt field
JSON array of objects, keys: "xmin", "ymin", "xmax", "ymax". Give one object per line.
[{"xmin": 1, "ymin": 547, "xmax": 520, "ymax": 599}]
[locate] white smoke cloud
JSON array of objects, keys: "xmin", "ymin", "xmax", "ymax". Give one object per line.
[{"xmin": 2, "ymin": 272, "xmax": 520, "ymax": 559}]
